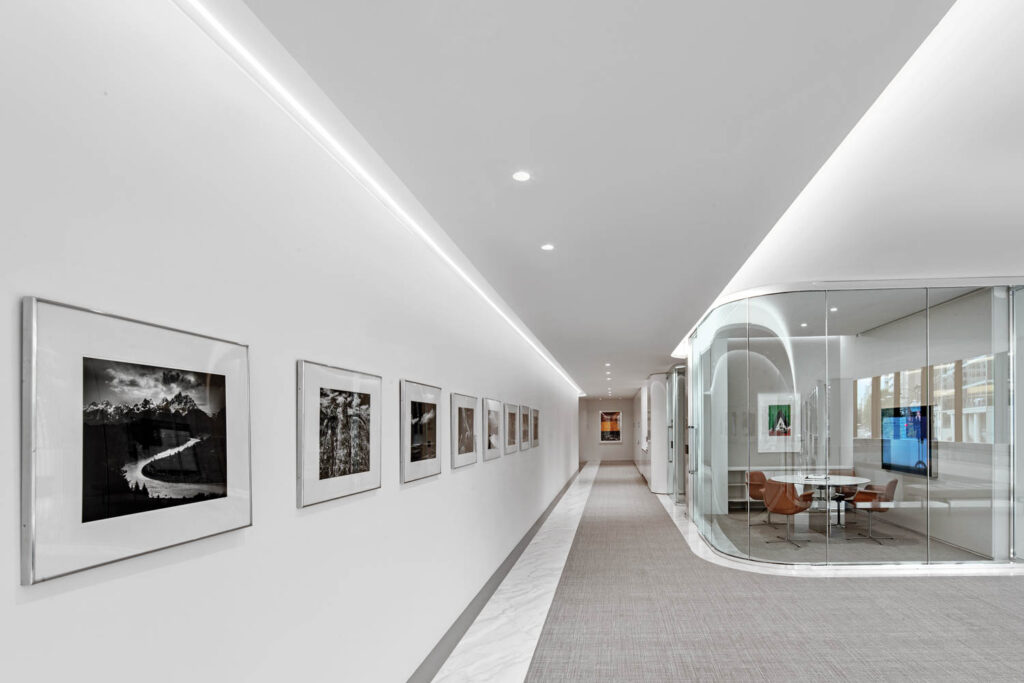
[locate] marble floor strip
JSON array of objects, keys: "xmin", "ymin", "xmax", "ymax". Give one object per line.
[{"xmin": 432, "ymin": 461, "xmax": 599, "ymax": 683}]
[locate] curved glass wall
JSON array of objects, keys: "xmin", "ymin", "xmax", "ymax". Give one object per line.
[{"xmin": 690, "ymin": 286, "xmax": 1016, "ymax": 565}]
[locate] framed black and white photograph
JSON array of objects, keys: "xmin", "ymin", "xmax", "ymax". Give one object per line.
[
  {"xmin": 450, "ymin": 392, "xmax": 479, "ymax": 469},
  {"xmin": 504, "ymin": 402, "xmax": 519, "ymax": 454},
  {"xmin": 520, "ymin": 404, "xmax": 532, "ymax": 451},
  {"xmin": 483, "ymin": 398, "xmax": 502, "ymax": 461},
  {"xmin": 532, "ymin": 408, "xmax": 540, "ymax": 448},
  {"xmin": 401, "ymin": 379, "xmax": 442, "ymax": 482},
  {"xmin": 22, "ymin": 298, "xmax": 252, "ymax": 584},
  {"xmin": 297, "ymin": 360, "xmax": 381, "ymax": 507}
]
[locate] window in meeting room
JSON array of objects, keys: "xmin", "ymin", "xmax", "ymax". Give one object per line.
[
  {"xmin": 962, "ymin": 354, "xmax": 994, "ymax": 444},
  {"xmin": 932, "ymin": 361, "xmax": 957, "ymax": 443},
  {"xmin": 855, "ymin": 377, "xmax": 872, "ymax": 438}
]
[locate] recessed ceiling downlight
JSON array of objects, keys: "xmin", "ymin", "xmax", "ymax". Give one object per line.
[
  {"xmin": 540, "ymin": 243, "xmax": 555, "ymax": 251},
  {"xmin": 800, "ymin": 323, "xmax": 808, "ymax": 328},
  {"xmin": 512, "ymin": 170, "xmax": 531, "ymax": 182}
]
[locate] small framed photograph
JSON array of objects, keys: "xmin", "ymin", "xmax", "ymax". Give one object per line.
[
  {"xmin": 483, "ymin": 398, "xmax": 502, "ymax": 461},
  {"xmin": 520, "ymin": 404, "xmax": 532, "ymax": 451},
  {"xmin": 531, "ymin": 408, "xmax": 540, "ymax": 448},
  {"xmin": 401, "ymin": 380, "xmax": 442, "ymax": 482},
  {"xmin": 450, "ymin": 392, "xmax": 479, "ymax": 469},
  {"xmin": 504, "ymin": 402, "xmax": 519, "ymax": 454},
  {"xmin": 22, "ymin": 298, "xmax": 252, "ymax": 584},
  {"xmin": 297, "ymin": 360, "xmax": 381, "ymax": 507},
  {"xmin": 600, "ymin": 410, "xmax": 622, "ymax": 443}
]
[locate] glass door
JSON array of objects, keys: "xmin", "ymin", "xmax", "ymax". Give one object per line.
[{"xmin": 670, "ymin": 364, "xmax": 688, "ymax": 506}]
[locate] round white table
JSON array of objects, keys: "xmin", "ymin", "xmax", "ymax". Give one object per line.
[
  {"xmin": 769, "ymin": 474, "xmax": 871, "ymax": 532},
  {"xmin": 771, "ymin": 474, "xmax": 870, "ymax": 487}
]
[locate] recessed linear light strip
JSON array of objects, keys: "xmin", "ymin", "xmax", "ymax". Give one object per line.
[{"xmin": 175, "ymin": 0, "xmax": 584, "ymax": 396}]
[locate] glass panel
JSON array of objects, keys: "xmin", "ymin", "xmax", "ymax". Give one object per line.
[
  {"xmin": 689, "ymin": 300, "xmax": 748, "ymax": 557},
  {"xmin": 855, "ymin": 378, "xmax": 872, "ymax": 438},
  {"xmin": 928, "ymin": 287, "xmax": 1011, "ymax": 562},
  {"xmin": 826, "ymin": 289, "xmax": 928, "ymax": 564},
  {"xmin": 745, "ymin": 291, "xmax": 826, "ymax": 563},
  {"xmin": 1014, "ymin": 287, "xmax": 1024, "ymax": 560},
  {"xmin": 933, "ymin": 362, "xmax": 957, "ymax": 443}
]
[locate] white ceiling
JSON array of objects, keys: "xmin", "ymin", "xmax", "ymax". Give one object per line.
[{"xmin": 242, "ymin": 0, "xmax": 954, "ymax": 398}]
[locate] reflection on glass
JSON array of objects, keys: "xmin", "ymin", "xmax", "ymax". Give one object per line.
[
  {"xmin": 855, "ymin": 378, "xmax": 872, "ymax": 438},
  {"xmin": 932, "ymin": 362, "xmax": 957, "ymax": 442},
  {"xmin": 962, "ymin": 355, "xmax": 993, "ymax": 444}
]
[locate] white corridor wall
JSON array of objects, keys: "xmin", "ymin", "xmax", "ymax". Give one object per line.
[{"xmin": 0, "ymin": 2, "xmax": 580, "ymax": 681}]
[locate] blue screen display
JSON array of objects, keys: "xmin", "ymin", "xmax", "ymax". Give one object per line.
[{"xmin": 881, "ymin": 406, "xmax": 933, "ymax": 477}]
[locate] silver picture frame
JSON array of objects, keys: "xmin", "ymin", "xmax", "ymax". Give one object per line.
[
  {"xmin": 531, "ymin": 408, "xmax": 540, "ymax": 448},
  {"xmin": 504, "ymin": 402, "xmax": 519, "ymax": 454},
  {"xmin": 483, "ymin": 398, "xmax": 502, "ymax": 461},
  {"xmin": 450, "ymin": 392, "xmax": 480, "ymax": 469},
  {"xmin": 22, "ymin": 297, "xmax": 252, "ymax": 585},
  {"xmin": 520, "ymin": 404, "xmax": 532, "ymax": 451},
  {"xmin": 297, "ymin": 360, "xmax": 382, "ymax": 507},
  {"xmin": 400, "ymin": 379, "xmax": 443, "ymax": 482}
]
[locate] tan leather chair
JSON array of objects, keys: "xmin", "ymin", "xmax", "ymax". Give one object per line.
[
  {"xmin": 763, "ymin": 480, "xmax": 815, "ymax": 548},
  {"xmin": 829, "ymin": 467, "xmax": 859, "ymax": 502},
  {"xmin": 849, "ymin": 479, "xmax": 898, "ymax": 544},
  {"xmin": 746, "ymin": 471, "xmax": 777, "ymax": 526}
]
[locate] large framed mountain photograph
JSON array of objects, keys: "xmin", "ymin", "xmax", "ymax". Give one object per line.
[
  {"xmin": 22, "ymin": 298, "xmax": 252, "ymax": 584},
  {"xmin": 297, "ymin": 360, "xmax": 382, "ymax": 507}
]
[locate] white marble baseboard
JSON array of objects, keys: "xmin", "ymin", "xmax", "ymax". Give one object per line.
[{"xmin": 433, "ymin": 461, "xmax": 599, "ymax": 683}]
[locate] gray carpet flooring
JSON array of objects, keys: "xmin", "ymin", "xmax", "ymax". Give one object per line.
[{"xmin": 525, "ymin": 461, "xmax": 1024, "ymax": 682}]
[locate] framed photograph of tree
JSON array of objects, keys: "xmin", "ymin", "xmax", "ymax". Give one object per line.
[
  {"xmin": 520, "ymin": 404, "xmax": 532, "ymax": 451},
  {"xmin": 504, "ymin": 402, "xmax": 519, "ymax": 454},
  {"xmin": 401, "ymin": 379, "xmax": 442, "ymax": 483},
  {"xmin": 450, "ymin": 392, "xmax": 479, "ymax": 469},
  {"xmin": 483, "ymin": 398, "xmax": 502, "ymax": 461},
  {"xmin": 21, "ymin": 297, "xmax": 252, "ymax": 584},
  {"xmin": 297, "ymin": 360, "xmax": 381, "ymax": 507}
]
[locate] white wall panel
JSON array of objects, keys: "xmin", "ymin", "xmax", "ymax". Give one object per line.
[{"xmin": 0, "ymin": 2, "xmax": 579, "ymax": 680}]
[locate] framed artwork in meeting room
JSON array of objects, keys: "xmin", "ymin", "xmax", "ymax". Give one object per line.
[
  {"xmin": 757, "ymin": 392, "xmax": 801, "ymax": 453},
  {"xmin": 600, "ymin": 410, "xmax": 622, "ymax": 443},
  {"xmin": 450, "ymin": 392, "xmax": 480, "ymax": 468},
  {"xmin": 504, "ymin": 402, "xmax": 519, "ymax": 454},
  {"xmin": 531, "ymin": 408, "xmax": 539, "ymax": 448},
  {"xmin": 21, "ymin": 298, "xmax": 252, "ymax": 585},
  {"xmin": 401, "ymin": 379, "xmax": 442, "ymax": 483},
  {"xmin": 483, "ymin": 398, "xmax": 502, "ymax": 461},
  {"xmin": 520, "ymin": 404, "xmax": 531, "ymax": 451},
  {"xmin": 296, "ymin": 360, "xmax": 381, "ymax": 507}
]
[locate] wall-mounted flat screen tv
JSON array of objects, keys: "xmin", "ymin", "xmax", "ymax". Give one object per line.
[{"xmin": 881, "ymin": 405, "xmax": 935, "ymax": 477}]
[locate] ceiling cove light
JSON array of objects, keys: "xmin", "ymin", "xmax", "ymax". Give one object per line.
[
  {"xmin": 540, "ymin": 243, "xmax": 555, "ymax": 251},
  {"xmin": 174, "ymin": 0, "xmax": 583, "ymax": 397},
  {"xmin": 512, "ymin": 170, "xmax": 531, "ymax": 182}
]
